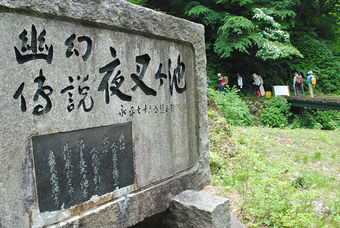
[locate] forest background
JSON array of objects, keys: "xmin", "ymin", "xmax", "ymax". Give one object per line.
[
  {"xmin": 127, "ymin": 0, "xmax": 339, "ymax": 95},
  {"xmin": 125, "ymin": 1, "xmax": 340, "ymax": 226}
]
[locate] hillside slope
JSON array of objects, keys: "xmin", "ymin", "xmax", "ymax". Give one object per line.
[{"xmin": 208, "ymin": 103, "xmax": 340, "ymax": 227}]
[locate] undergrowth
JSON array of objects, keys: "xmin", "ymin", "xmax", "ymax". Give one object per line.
[
  {"xmin": 260, "ymin": 96, "xmax": 291, "ymax": 128},
  {"xmin": 207, "ymin": 87, "xmax": 254, "ymax": 126},
  {"xmin": 208, "ymin": 96, "xmax": 340, "ymax": 227}
]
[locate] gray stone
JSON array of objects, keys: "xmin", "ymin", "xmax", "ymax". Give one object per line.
[
  {"xmin": 170, "ymin": 190, "xmax": 230, "ymax": 228},
  {"xmin": 255, "ymin": 120, "xmax": 264, "ymax": 126},
  {"xmin": 250, "ymin": 106, "xmax": 258, "ymax": 114},
  {"xmin": 0, "ymin": 1, "xmax": 209, "ymax": 227},
  {"xmin": 312, "ymin": 201, "xmax": 330, "ymax": 214},
  {"xmin": 290, "ymin": 172, "xmax": 305, "ymax": 188},
  {"xmin": 230, "ymin": 214, "xmax": 246, "ymax": 228}
]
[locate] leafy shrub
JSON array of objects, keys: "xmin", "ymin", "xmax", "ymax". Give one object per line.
[
  {"xmin": 260, "ymin": 96, "xmax": 291, "ymax": 128},
  {"xmin": 292, "ymin": 110, "xmax": 339, "ymax": 130},
  {"xmin": 312, "ymin": 152, "xmax": 322, "ymax": 161},
  {"xmin": 315, "ymin": 110, "xmax": 339, "ymax": 130},
  {"xmin": 291, "ymin": 110, "xmax": 320, "ymax": 129},
  {"xmin": 207, "ymin": 87, "xmax": 254, "ymax": 126},
  {"xmin": 210, "ymin": 151, "xmax": 226, "ymax": 175}
]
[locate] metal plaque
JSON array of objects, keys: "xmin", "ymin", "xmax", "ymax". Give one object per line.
[{"xmin": 32, "ymin": 122, "xmax": 134, "ymax": 212}]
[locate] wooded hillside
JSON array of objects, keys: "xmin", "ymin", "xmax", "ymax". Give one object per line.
[{"xmin": 127, "ymin": 0, "xmax": 340, "ymax": 94}]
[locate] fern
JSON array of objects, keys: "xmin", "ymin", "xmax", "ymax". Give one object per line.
[
  {"xmin": 220, "ymin": 14, "xmax": 255, "ymax": 35},
  {"xmin": 185, "ymin": 0, "xmax": 303, "ymax": 61},
  {"xmin": 271, "ymin": 9, "xmax": 296, "ymax": 21},
  {"xmin": 217, "ymin": 0, "xmax": 254, "ymax": 7},
  {"xmin": 214, "ymin": 34, "xmax": 256, "ymax": 57},
  {"xmin": 186, "ymin": 4, "xmax": 223, "ymax": 26},
  {"xmin": 214, "ymin": 36, "xmax": 236, "ymax": 58}
]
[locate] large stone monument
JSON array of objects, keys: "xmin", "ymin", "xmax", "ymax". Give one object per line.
[{"xmin": 0, "ymin": 0, "xmax": 209, "ymax": 227}]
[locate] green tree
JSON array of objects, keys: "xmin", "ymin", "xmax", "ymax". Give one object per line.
[
  {"xmin": 126, "ymin": 0, "xmax": 340, "ymax": 94},
  {"xmin": 186, "ymin": 0, "xmax": 302, "ymax": 60}
]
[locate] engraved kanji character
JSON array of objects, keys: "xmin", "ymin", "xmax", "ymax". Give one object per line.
[
  {"xmin": 170, "ymin": 104, "xmax": 175, "ymax": 112},
  {"xmin": 131, "ymin": 54, "xmax": 156, "ymax": 96},
  {"xmin": 155, "ymin": 63, "xmax": 167, "ymax": 88},
  {"xmin": 13, "ymin": 82, "xmax": 27, "ymax": 112},
  {"xmin": 153, "ymin": 105, "xmax": 158, "ymax": 114},
  {"xmin": 129, "ymin": 106, "xmax": 135, "ymax": 117},
  {"xmin": 136, "ymin": 105, "xmax": 142, "ymax": 114},
  {"xmin": 60, "ymin": 76, "xmax": 75, "ymax": 112},
  {"xmin": 142, "ymin": 104, "xmax": 148, "ymax": 114},
  {"xmin": 77, "ymin": 75, "xmax": 94, "ymax": 112},
  {"xmin": 14, "ymin": 24, "xmax": 53, "ymax": 64},
  {"xmin": 169, "ymin": 55, "xmax": 187, "ymax": 95},
  {"xmin": 119, "ymin": 134, "xmax": 126, "ymax": 150},
  {"xmin": 61, "ymin": 75, "xmax": 94, "ymax": 112},
  {"xmin": 32, "ymin": 69, "xmax": 53, "ymax": 115},
  {"xmin": 160, "ymin": 104, "xmax": 165, "ymax": 114},
  {"xmin": 119, "ymin": 105, "xmax": 127, "ymax": 117},
  {"xmin": 65, "ymin": 34, "xmax": 92, "ymax": 62},
  {"xmin": 98, "ymin": 47, "xmax": 131, "ymax": 103}
]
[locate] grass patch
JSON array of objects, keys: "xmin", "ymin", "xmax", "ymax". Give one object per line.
[
  {"xmin": 312, "ymin": 152, "xmax": 322, "ymax": 161},
  {"xmin": 208, "ymin": 103, "xmax": 340, "ymax": 227}
]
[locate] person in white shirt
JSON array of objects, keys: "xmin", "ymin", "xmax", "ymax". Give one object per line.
[
  {"xmin": 237, "ymin": 73, "xmax": 245, "ymax": 95},
  {"xmin": 257, "ymin": 74, "xmax": 265, "ymax": 97},
  {"xmin": 252, "ymin": 73, "xmax": 261, "ymax": 97}
]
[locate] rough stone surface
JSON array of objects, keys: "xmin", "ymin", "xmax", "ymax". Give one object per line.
[
  {"xmin": 312, "ymin": 200, "xmax": 330, "ymax": 214},
  {"xmin": 230, "ymin": 214, "xmax": 246, "ymax": 228},
  {"xmin": 0, "ymin": 1, "xmax": 209, "ymax": 227},
  {"xmin": 170, "ymin": 190, "xmax": 230, "ymax": 228}
]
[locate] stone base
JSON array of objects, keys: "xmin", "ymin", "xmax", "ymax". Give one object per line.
[
  {"xmin": 44, "ymin": 168, "xmax": 209, "ymax": 227},
  {"xmin": 170, "ymin": 190, "xmax": 230, "ymax": 228},
  {"xmin": 230, "ymin": 214, "xmax": 247, "ymax": 228}
]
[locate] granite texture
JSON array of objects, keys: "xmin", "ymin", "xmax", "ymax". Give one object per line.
[
  {"xmin": 0, "ymin": 1, "xmax": 209, "ymax": 227},
  {"xmin": 230, "ymin": 214, "xmax": 247, "ymax": 228},
  {"xmin": 170, "ymin": 190, "xmax": 230, "ymax": 228}
]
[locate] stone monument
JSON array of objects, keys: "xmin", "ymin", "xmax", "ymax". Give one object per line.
[{"xmin": 0, "ymin": 0, "xmax": 209, "ymax": 227}]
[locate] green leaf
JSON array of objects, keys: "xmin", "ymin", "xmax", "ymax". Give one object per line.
[{"xmin": 186, "ymin": 4, "xmax": 223, "ymax": 26}]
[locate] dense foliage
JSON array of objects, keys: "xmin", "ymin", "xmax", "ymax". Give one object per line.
[
  {"xmin": 260, "ymin": 96, "xmax": 291, "ymax": 128},
  {"xmin": 258, "ymin": 96, "xmax": 339, "ymax": 130},
  {"xmin": 292, "ymin": 109, "xmax": 340, "ymax": 130},
  {"xmin": 207, "ymin": 88, "xmax": 340, "ymax": 130},
  {"xmin": 207, "ymin": 87, "xmax": 254, "ymax": 126},
  {"xmin": 126, "ymin": 0, "xmax": 340, "ymax": 94}
]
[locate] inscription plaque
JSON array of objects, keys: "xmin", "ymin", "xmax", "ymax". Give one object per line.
[{"xmin": 32, "ymin": 123, "xmax": 134, "ymax": 212}]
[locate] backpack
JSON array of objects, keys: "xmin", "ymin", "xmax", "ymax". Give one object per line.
[
  {"xmin": 220, "ymin": 76, "xmax": 228, "ymax": 86},
  {"xmin": 311, "ymin": 76, "xmax": 316, "ymax": 85},
  {"xmin": 224, "ymin": 76, "xmax": 228, "ymax": 85},
  {"xmin": 296, "ymin": 75, "xmax": 303, "ymax": 84}
]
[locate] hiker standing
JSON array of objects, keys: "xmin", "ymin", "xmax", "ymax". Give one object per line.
[
  {"xmin": 236, "ymin": 73, "xmax": 245, "ymax": 95},
  {"xmin": 307, "ymin": 70, "xmax": 316, "ymax": 98},
  {"xmin": 206, "ymin": 77, "xmax": 210, "ymax": 86},
  {"xmin": 293, "ymin": 72, "xmax": 303, "ymax": 97},
  {"xmin": 252, "ymin": 73, "xmax": 261, "ymax": 97},
  {"xmin": 218, "ymin": 73, "xmax": 228, "ymax": 91},
  {"xmin": 258, "ymin": 74, "xmax": 265, "ymax": 97}
]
